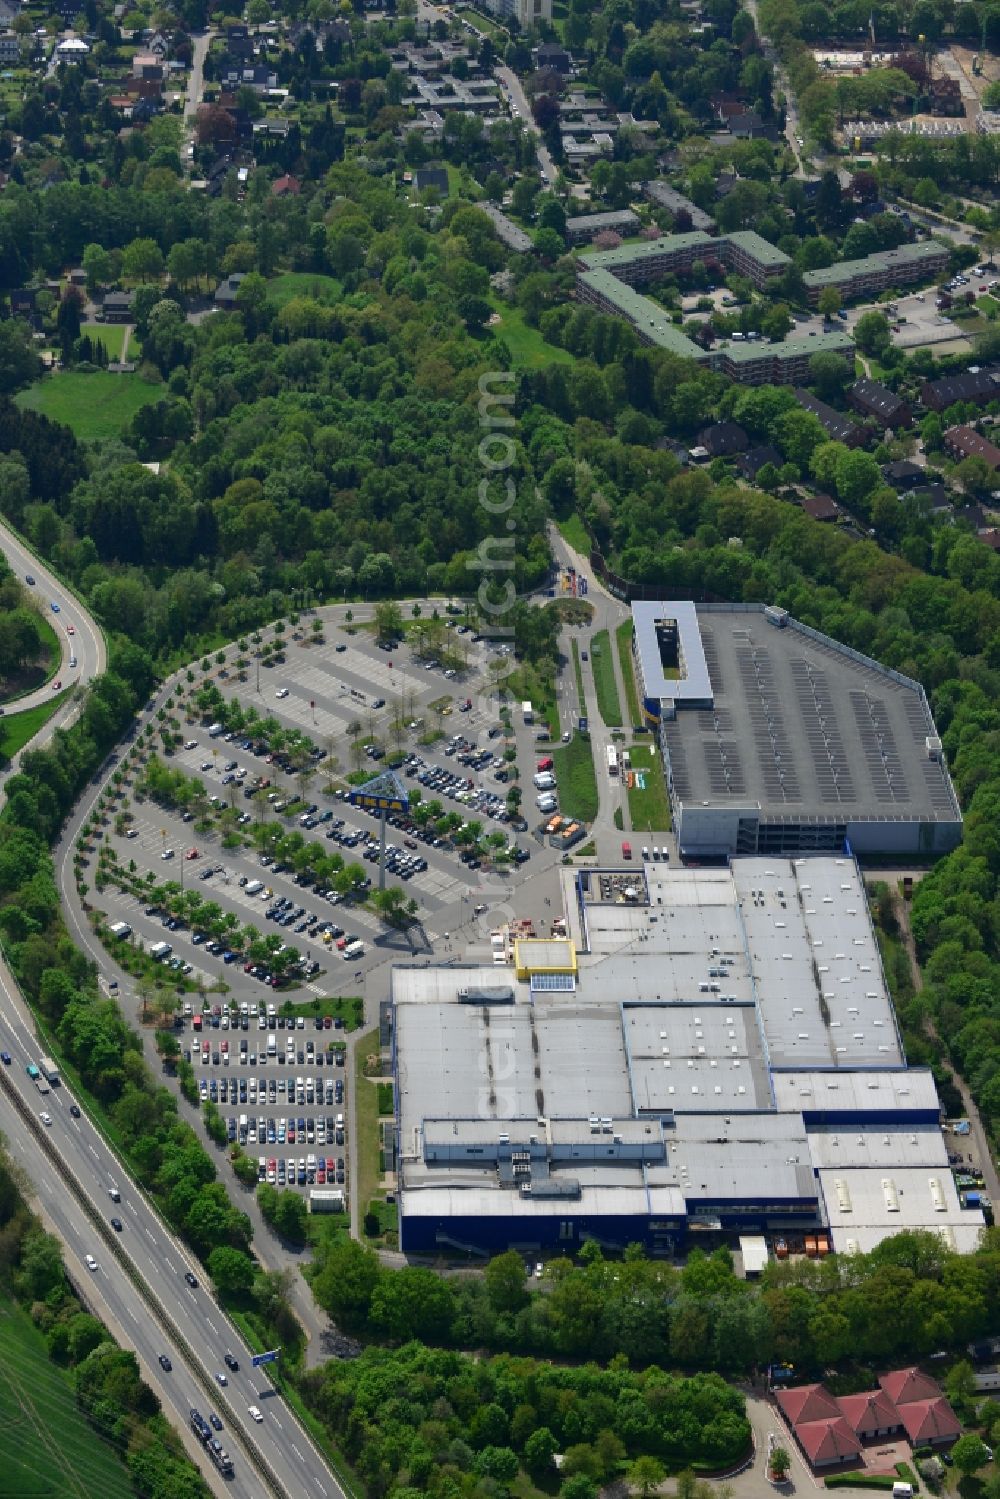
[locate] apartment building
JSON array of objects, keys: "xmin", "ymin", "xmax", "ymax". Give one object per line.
[{"xmin": 802, "ymin": 241, "xmax": 949, "ymax": 304}]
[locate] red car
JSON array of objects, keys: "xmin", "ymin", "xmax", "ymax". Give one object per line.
[
  {"xmin": 66, "ymin": 624, "xmax": 75, "ymax": 635},
  {"xmin": 185, "ymin": 847, "xmax": 199, "ymax": 860},
  {"xmin": 537, "ymin": 757, "xmax": 554, "ymax": 771}
]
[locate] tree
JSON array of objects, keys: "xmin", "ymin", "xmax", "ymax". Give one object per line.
[
  {"xmin": 761, "ymin": 304, "xmax": 793, "ymax": 342},
  {"xmin": 82, "ymin": 243, "xmax": 114, "ymax": 293},
  {"xmin": 769, "ymin": 1447, "xmax": 791, "ymax": 1480},
  {"xmin": 0, "ymin": 320, "xmax": 41, "ymax": 395},
  {"xmin": 817, "ymin": 286, "xmax": 842, "ymax": 320},
  {"xmin": 809, "ymin": 351, "xmax": 852, "ymax": 403},
  {"xmin": 121, "ymin": 238, "xmax": 164, "ymax": 284},
  {"xmin": 485, "ymin": 1249, "xmax": 528, "ymax": 1313},
  {"xmin": 207, "ymin": 1245, "xmax": 256, "ymax": 1297},
  {"xmin": 854, "ymin": 311, "xmax": 891, "ymax": 357},
  {"xmin": 952, "ymin": 1435, "xmax": 990, "ymax": 1476},
  {"xmin": 374, "ymin": 600, "xmax": 404, "ymax": 644},
  {"xmin": 628, "ymin": 1456, "xmax": 666, "ymax": 1498},
  {"xmin": 525, "ymin": 1428, "xmax": 557, "ymax": 1478},
  {"xmin": 476, "ymin": 1448, "xmax": 519, "ymax": 1487}
]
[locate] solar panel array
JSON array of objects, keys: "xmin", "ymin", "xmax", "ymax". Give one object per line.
[
  {"xmin": 735, "ymin": 643, "xmax": 801, "ymax": 803},
  {"xmin": 899, "ymin": 694, "xmax": 956, "ymax": 812},
  {"xmin": 849, "ymin": 690, "xmax": 910, "ymax": 804},
  {"xmin": 791, "ymin": 658, "xmax": 856, "ymax": 805},
  {"xmin": 530, "ymin": 973, "xmax": 576, "ymax": 993}
]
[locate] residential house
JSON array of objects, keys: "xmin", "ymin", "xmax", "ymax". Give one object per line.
[
  {"xmin": 921, "ymin": 368, "xmax": 1000, "ymax": 412},
  {"xmin": 944, "ymin": 424, "xmax": 1000, "ymax": 470},
  {"xmin": 848, "ymin": 377, "xmax": 912, "ymax": 429},
  {"xmin": 214, "ymin": 273, "xmax": 245, "ymax": 307},
  {"xmin": 642, "ymin": 180, "xmax": 713, "ymax": 232},
  {"xmin": 882, "ymin": 460, "xmax": 925, "ymax": 489},
  {"xmin": 800, "ymin": 493, "xmax": 840, "ymax": 522},
  {"xmin": 564, "ymin": 209, "xmax": 640, "ymax": 246},
  {"xmin": 694, "ymin": 421, "xmax": 749, "ymax": 457},
  {"xmin": 413, "ymin": 166, "xmax": 449, "ymax": 196},
  {"xmin": 221, "ymin": 64, "xmax": 278, "ymax": 94},
  {"xmin": 101, "ymin": 290, "xmax": 135, "ymax": 322},
  {"xmin": 534, "ymin": 41, "xmax": 571, "ymax": 74},
  {"xmin": 480, "ymin": 203, "xmax": 533, "ymax": 253},
  {"xmin": 794, "ymin": 389, "xmax": 867, "ymax": 447},
  {"xmin": 737, "ymin": 444, "xmax": 782, "ymax": 480},
  {"xmin": 271, "ymin": 173, "xmax": 300, "ymax": 197},
  {"xmin": 878, "ymin": 1369, "xmax": 962, "ymax": 1448},
  {"xmin": 779, "ymin": 1371, "xmax": 962, "ymax": 1473}
]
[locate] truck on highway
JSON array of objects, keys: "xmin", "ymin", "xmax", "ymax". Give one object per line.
[
  {"xmin": 108, "ymin": 921, "xmax": 132, "ymax": 939},
  {"xmin": 26, "ymin": 1063, "xmax": 49, "ymax": 1094},
  {"xmin": 38, "ymin": 1056, "xmax": 59, "ymax": 1086},
  {"xmin": 150, "ymin": 941, "xmax": 173, "ymax": 961},
  {"xmin": 189, "ymin": 1409, "xmax": 234, "ymax": 1476}
]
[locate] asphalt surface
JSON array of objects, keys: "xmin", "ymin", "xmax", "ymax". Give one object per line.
[
  {"xmin": 0, "ymin": 959, "xmax": 343, "ymax": 1499},
  {"xmin": 0, "ymin": 518, "xmax": 106, "ymax": 768}
]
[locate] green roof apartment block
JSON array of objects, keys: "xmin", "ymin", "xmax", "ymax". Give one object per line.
[
  {"xmin": 577, "ymin": 232, "xmax": 853, "ymax": 386},
  {"xmin": 802, "ymin": 240, "xmax": 949, "ymax": 303}
]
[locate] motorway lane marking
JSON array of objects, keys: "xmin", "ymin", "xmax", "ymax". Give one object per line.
[
  {"xmin": 145, "ymin": 1227, "xmax": 157, "ymax": 1243},
  {"xmin": 206, "ymin": 1319, "xmax": 218, "ymax": 1335},
  {"xmin": 272, "ymin": 1416, "xmax": 282, "ymax": 1430},
  {"xmin": 292, "ymin": 1444, "xmax": 304, "ymax": 1461},
  {"xmin": 88, "ymin": 1143, "xmax": 99, "ymax": 1158},
  {"xmin": 128, "ymin": 1201, "xmax": 138, "ymax": 1215},
  {"xmin": 165, "ymin": 1257, "xmax": 176, "ymax": 1273},
  {"xmin": 125, "ymin": 1304, "xmax": 138, "ymax": 1321}
]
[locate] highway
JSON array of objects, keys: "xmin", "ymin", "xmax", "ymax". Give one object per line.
[
  {"xmin": 0, "ymin": 959, "xmax": 346, "ymax": 1499},
  {"xmin": 0, "ymin": 517, "xmax": 106, "ymax": 774}
]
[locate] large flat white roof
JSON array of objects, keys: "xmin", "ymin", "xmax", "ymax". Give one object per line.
[
  {"xmin": 819, "ymin": 1166, "xmax": 983, "ymax": 1250},
  {"xmin": 734, "ymin": 858, "xmax": 902, "ymax": 1069},
  {"xmin": 771, "ymin": 1068, "xmax": 941, "ymax": 1117},
  {"xmin": 632, "ymin": 600, "xmax": 713, "ymax": 705}
]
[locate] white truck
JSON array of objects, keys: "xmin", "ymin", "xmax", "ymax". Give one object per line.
[
  {"xmin": 244, "ymin": 879, "xmax": 264, "ymax": 896},
  {"xmin": 150, "ymin": 940, "xmax": 172, "ymax": 961},
  {"xmin": 521, "ymin": 701, "xmax": 533, "ymax": 724},
  {"xmin": 108, "ymin": 921, "xmax": 132, "ymax": 939}
]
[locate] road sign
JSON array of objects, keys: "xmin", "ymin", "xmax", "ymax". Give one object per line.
[
  {"xmin": 252, "ymin": 1349, "xmax": 280, "ymax": 1368},
  {"xmin": 349, "ymin": 768, "xmax": 410, "ymax": 818}
]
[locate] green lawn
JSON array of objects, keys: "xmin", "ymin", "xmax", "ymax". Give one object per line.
[
  {"xmin": 590, "ymin": 630, "xmax": 623, "ymax": 728},
  {"xmin": 507, "ymin": 661, "xmax": 559, "ymax": 737},
  {"xmin": 0, "ymin": 1294, "xmax": 135, "ymax": 1499},
  {"xmin": 488, "ymin": 301, "xmax": 575, "ymax": 370},
  {"xmin": 81, "ymin": 323, "xmax": 127, "ymax": 360},
  {"xmin": 571, "ymin": 639, "xmax": 586, "ymax": 716},
  {"xmin": 16, "ymin": 372, "xmax": 164, "ymax": 443},
  {"xmin": 626, "ymin": 742, "xmax": 672, "ymax": 834},
  {"xmin": 976, "ymin": 294, "xmax": 999, "ymax": 317},
  {"xmin": 266, "ymin": 271, "xmax": 343, "ymax": 308},
  {"xmin": 0, "ymin": 690, "xmax": 70, "ymax": 764},
  {"xmin": 455, "ymin": 5, "xmax": 506, "ymax": 39},
  {"xmin": 556, "ymin": 512, "xmax": 591, "ymax": 554},
  {"xmin": 552, "ymin": 732, "xmax": 599, "ymax": 822},
  {"xmin": 356, "ymin": 1027, "xmax": 386, "ymax": 1238},
  {"xmin": 616, "ymin": 620, "xmax": 642, "ymax": 727}
]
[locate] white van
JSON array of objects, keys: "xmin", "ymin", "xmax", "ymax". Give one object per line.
[
  {"xmin": 244, "ymin": 878, "xmax": 263, "ymax": 896},
  {"xmin": 343, "ymin": 940, "xmax": 365, "ymax": 960},
  {"xmin": 266, "ymin": 1034, "xmax": 276, "ymax": 1056},
  {"xmin": 536, "ymin": 792, "xmax": 557, "ymax": 812},
  {"xmin": 533, "ymin": 772, "xmax": 556, "ymax": 790}
]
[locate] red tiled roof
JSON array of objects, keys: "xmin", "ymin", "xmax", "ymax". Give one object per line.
[
  {"xmin": 897, "ymin": 1398, "xmax": 961, "ymax": 1445},
  {"xmin": 837, "ymin": 1390, "xmax": 901, "ymax": 1436},
  {"xmin": 879, "ymin": 1368, "xmax": 942, "ymax": 1407},
  {"xmin": 777, "ymin": 1384, "xmax": 841, "ymax": 1427},
  {"xmin": 796, "ymin": 1417, "xmax": 862, "ymax": 1465},
  {"xmin": 272, "ymin": 174, "xmax": 300, "ymax": 196}
]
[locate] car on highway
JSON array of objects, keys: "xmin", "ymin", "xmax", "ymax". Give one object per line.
[
  {"xmin": 69, "ymin": 1103, "xmax": 81, "ymax": 1118},
  {"xmin": 184, "ymin": 1271, "xmax": 199, "ymax": 1288},
  {"xmin": 248, "ymin": 1405, "xmax": 263, "ymax": 1422},
  {"xmin": 25, "ymin": 575, "xmax": 34, "ymax": 585},
  {"xmin": 85, "ymin": 1254, "xmax": 98, "ymax": 1271},
  {"xmin": 66, "ymin": 624, "xmax": 75, "ymax": 635},
  {"xmin": 50, "ymin": 601, "xmax": 60, "ymax": 612},
  {"xmin": 216, "ymin": 1371, "xmax": 228, "ymax": 1385},
  {"xmin": 110, "ymin": 1217, "xmax": 123, "ymax": 1231},
  {"xmin": 158, "ymin": 1354, "xmax": 172, "ymax": 1371},
  {"xmin": 52, "ymin": 680, "xmax": 61, "ymax": 690},
  {"xmin": 210, "ymin": 1413, "xmax": 223, "ymax": 1431},
  {"xmin": 224, "ymin": 1352, "xmax": 239, "ymax": 1371},
  {"xmin": 0, "ymin": 1051, "xmax": 9, "ymax": 1065},
  {"xmin": 39, "ymin": 1111, "xmax": 52, "ymax": 1126}
]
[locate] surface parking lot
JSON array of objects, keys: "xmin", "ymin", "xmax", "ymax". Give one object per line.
[
  {"xmin": 102, "ymin": 618, "xmax": 545, "ymax": 987},
  {"xmin": 179, "ymin": 1003, "xmax": 348, "ymax": 1194}
]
